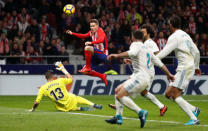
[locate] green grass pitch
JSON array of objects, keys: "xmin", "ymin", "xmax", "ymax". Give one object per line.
[{"xmin": 0, "ymin": 95, "xmax": 208, "ymax": 131}]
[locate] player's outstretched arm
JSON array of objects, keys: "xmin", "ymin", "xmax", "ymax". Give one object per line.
[
  {"xmin": 55, "ymin": 61, "xmax": 73, "ymax": 79},
  {"xmin": 65, "ymin": 30, "xmax": 72, "ymax": 35},
  {"xmin": 29, "ymin": 102, "xmax": 39, "ymax": 112},
  {"xmin": 107, "ymin": 52, "xmax": 129, "ymax": 61},
  {"xmin": 66, "ymin": 30, "xmax": 90, "ymax": 39}
]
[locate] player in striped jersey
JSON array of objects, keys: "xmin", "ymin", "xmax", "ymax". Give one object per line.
[{"xmin": 66, "ymin": 19, "xmax": 108, "ymax": 86}]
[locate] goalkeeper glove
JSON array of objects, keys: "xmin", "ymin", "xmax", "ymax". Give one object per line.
[{"xmin": 55, "ymin": 61, "xmax": 69, "ymax": 75}]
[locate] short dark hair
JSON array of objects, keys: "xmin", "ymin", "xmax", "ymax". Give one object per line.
[
  {"xmin": 169, "ymin": 15, "xmax": 181, "ymax": 28},
  {"xmin": 45, "ymin": 70, "xmax": 54, "ymax": 80},
  {"xmin": 140, "ymin": 24, "xmax": 155, "ymax": 38},
  {"xmin": 132, "ymin": 29, "xmax": 144, "ymax": 40},
  {"xmin": 90, "ymin": 19, "xmax": 99, "ymax": 25}
]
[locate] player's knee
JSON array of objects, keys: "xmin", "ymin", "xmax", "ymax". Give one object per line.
[
  {"xmin": 141, "ymin": 90, "xmax": 148, "ymax": 96},
  {"xmin": 85, "ymin": 46, "xmax": 93, "ymax": 51},
  {"xmin": 165, "ymin": 91, "xmax": 172, "ymax": 100}
]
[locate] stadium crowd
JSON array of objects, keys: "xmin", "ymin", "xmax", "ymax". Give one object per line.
[{"xmin": 0, "ymin": 0, "xmax": 208, "ymax": 64}]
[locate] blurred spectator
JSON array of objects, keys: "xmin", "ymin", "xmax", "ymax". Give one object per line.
[
  {"xmin": 111, "ymin": 23, "xmax": 123, "ymax": 43},
  {"xmin": 196, "ymin": 16, "xmax": 207, "ymax": 34},
  {"xmin": 126, "ymin": 7, "xmax": 142, "ymax": 25},
  {"xmin": 39, "ymin": 18, "xmax": 51, "ymax": 41},
  {"xmin": 25, "ymin": 46, "xmax": 41, "ymax": 64},
  {"xmin": 188, "ymin": 16, "xmax": 196, "ymax": 35},
  {"xmin": 155, "ymin": 31, "xmax": 167, "ymax": 51},
  {"xmin": 25, "ymin": 19, "xmax": 40, "ymax": 42},
  {"xmin": 7, "ymin": 42, "xmax": 20, "ymax": 64},
  {"xmin": 17, "ymin": 16, "xmax": 29, "ymax": 33},
  {"xmin": 58, "ymin": 46, "xmax": 69, "ymax": 65},
  {"xmin": 0, "ymin": 32, "xmax": 9, "ymax": 56}
]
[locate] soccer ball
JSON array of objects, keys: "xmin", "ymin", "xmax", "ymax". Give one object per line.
[{"xmin": 63, "ymin": 4, "xmax": 75, "ymax": 15}]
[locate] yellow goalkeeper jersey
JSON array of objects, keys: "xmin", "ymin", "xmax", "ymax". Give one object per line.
[{"xmin": 35, "ymin": 78, "xmax": 76, "ymax": 112}]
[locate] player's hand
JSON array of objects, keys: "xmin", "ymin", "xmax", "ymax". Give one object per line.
[
  {"xmin": 28, "ymin": 108, "xmax": 35, "ymax": 112},
  {"xmin": 65, "ymin": 30, "xmax": 72, "ymax": 35},
  {"xmin": 55, "ymin": 61, "xmax": 65, "ymax": 71},
  {"xmin": 85, "ymin": 41, "xmax": 92, "ymax": 46},
  {"xmin": 123, "ymin": 59, "xmax": 131, "ymax": 64},
  {"xmin": 195, "ymin": 69, "xmax": 201, "ymax": 76},
  {"xmin": 107, "ymin": 54, "xmax": 118, "ymax": 61},
  {"xmin": 167, "ymin": 73, "xmax": 175, "ymax": 82}
]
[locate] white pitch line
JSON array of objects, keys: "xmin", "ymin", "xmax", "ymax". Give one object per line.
[
  {"xmin": 0, "ymin": 111, "xmax": 208, "ymax": 127},
  {"xmin": 67, "ymin": 112, "xmax": 182, "ymax": 124},
  {"xmin": 187, "ymin": 100, "xmax": 208, "ymax": 102}
]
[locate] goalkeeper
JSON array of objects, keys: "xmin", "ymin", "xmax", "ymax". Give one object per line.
[{"xmin": 29, "ymin": 61, "xmax": 102, "ymax": 112}]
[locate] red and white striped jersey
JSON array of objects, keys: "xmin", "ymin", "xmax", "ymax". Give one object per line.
[{"xmin": 72, "ymin": 27, "xmax": 108, "ymax": 55}]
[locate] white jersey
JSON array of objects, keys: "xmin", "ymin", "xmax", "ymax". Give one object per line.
[
  {"xmin": 144, "ymin": 39, "xmax": 159, "ymax": 53},
  {"xmin": 144, "ymin": 39, "xmax": 159, "ymax": 77},
  {"xmin": 157, "ymin": 29, "xmax": 200, "ymax": 71},
  {"xmin": 127, "ymin": 41, "xmax": 164, "ymax": 80}
]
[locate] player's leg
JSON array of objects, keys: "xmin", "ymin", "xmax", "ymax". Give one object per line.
[
  {"xmin": 117, "ymin": 85, "xmax": 148, "ymax": 128},
  {"xmin": 166, "ymin": 69, "xmax": 200, "ymax": 125},
  {"xmin": 106, "ymin": 78, "xmax": 148, "ymax": 128},
  {"xmin": 141, "ymin": 89, "xmax": 168, "ymax": 116},
  {"xmin": 79, "ymin": 45, "xmax": 94, "ymax": 72},
  {"xmin": 86, "ymin": 70, "xmax": 107, "ymax": 86},
  {"xmin": 76, "ymin": 95, "xmax": 102, "ymax": 110},
  {"xmin": 165, "ymin": 86, "xmax": 199, "ymax": 125},
  {"xmin": 84, "ymin": 48, "xmax": 108, "ymax": 86}
]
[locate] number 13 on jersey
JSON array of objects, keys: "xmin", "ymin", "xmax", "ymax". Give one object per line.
[{"xmin": 50, "ymin": 88, "xmax": 64, "ymax": 101}]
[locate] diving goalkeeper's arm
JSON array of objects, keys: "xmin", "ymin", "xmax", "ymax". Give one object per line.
[{"xmin": 55, "ymin": 61, "xmax": 73, "ymax": 79}]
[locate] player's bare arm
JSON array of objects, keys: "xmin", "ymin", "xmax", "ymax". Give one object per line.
[
  {"xmin": 123, "ymin": 59, "xmax": 132, "ymax": 64},
  {"xmin": 29, "ymin": 102, "xmax": 39, "ymax": 112},
  {"xmin": 160, "ymin": 65, "xmax": 175, "ymax": 82},
  {"xmin": 195, "ymin": 69, "xmax": 201, "ymax": 76},
  {"xmin": 85, "ymin": 41, "xmax": 92, "ymax": 46},
  {"xmin": 65, "ymin": 30, "xmax": 72, "ymax": 35},
  {"xmin": 108, "ymin": 52, "xmax": 129, "ymax": 61}
]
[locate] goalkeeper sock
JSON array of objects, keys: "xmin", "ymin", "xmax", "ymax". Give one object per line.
[{"xmin": 85, "ymin": 50, "xmax": 92, "ymax": 68}]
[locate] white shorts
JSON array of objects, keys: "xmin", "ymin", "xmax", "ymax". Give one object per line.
[
  {"xmin": 123, "ymin": 75, "xmax": 150, "ymax": 98},
  {"xmin": 146, "ymin": 76, "xmax": 154, "ymax": 91},
  {"xmin": 169, "ymin": 68, "xmax": 194, "ymax": 91}
]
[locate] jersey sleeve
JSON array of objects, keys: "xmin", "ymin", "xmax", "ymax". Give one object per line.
[
  {"xmin": 59, "ymin": 78, "xmax": 73, "ymax": 85},
  {"xmin": 150, "ymin": 41, "xmax": 159, "ymax": 53},
  {"xmin": 35, "ymin": 87, "xmax": 44, "ymax": 103},
  {"xmin": 72, "ymin": 31, "xmax": 90, "ymax": 38},
  {"xmin": 157, "ymin": 35, "xmax": 178, "ymax": 59},
  {"xmin": 151, "ymin": 52, "xmax": 164, "ymax": 68},
  {"xmin": 190, "ymin": 42, "xmax": 200, "ymax": 69},
  {"xmin": 91, "ymin": 30, "xmax": 105, "ymax": 45},
  {"xmin": 128, "ymin": 43, "xmax": 139, "ymax": 57}
]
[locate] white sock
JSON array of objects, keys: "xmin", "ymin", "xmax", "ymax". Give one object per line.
[
  {"xmin": 183, "ymin": 100, "xmax": 196, "ymax": 112},
  {"xmin": 175, "ymin": 96, "xmax": 197, "ymax": 120},
  {"xmin": 115, "ymin": 95, "xmax": 123, "ymax": 116},
  {"xmin": 145, "ymin": 92, "xmax": 164, "ymax": 109},
  {"xmin": 119, "ymin": 96, "xmax": 141, "ymax": 114}
]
